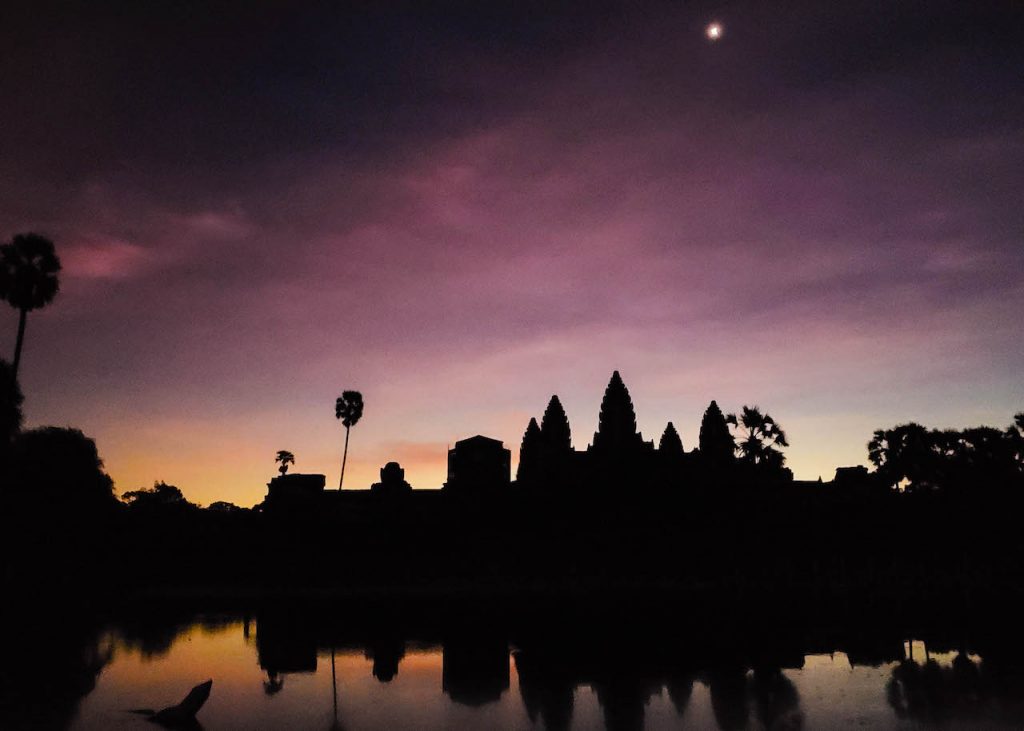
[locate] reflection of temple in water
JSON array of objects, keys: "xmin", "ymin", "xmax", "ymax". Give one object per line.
[
  {"xmin": 514, "ymin": 650, "xmax": 575, "ymax": 731},
  {"xmin": 242, "ymin": 609, "xmax": 1024, "ymax": 731},
  {"xmin": 364, "ymin": 636, "xmax": 406, "ymax": 682},
  {"xmin": 256, "ymin": 612, "xmax": 318, "ymax": 678},
  {"xmin": 10, "ymin": 608, "xmax": 1024, "ymax": 731},
  {"xmin": 441, "ymin": 634, "xmax": 511, "ymax": 705}
]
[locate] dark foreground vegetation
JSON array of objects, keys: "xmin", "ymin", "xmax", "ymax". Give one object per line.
[
  {"xmin": 2, "ymin": 363, "xmax": 1023, "ymax": 627},
  {"xmin": 3, "ymin": 457, "xmax": 1024, "ymax": 634},
  {"xmin": 1, "ymin": 232, "xmax": 1021, "ymax": 617}
]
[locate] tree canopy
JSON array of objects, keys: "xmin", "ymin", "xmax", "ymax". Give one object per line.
[
  {"xmin": 275, "ymin": 450, "xmax": 295, "ymax": 475},
  {"xmin": 122, "ymin": 481, "xmax": 196, "ymax": 513},
  {"xmin": 868, "ymin": 418, "xmax": 1024, "ymax": 493},
  {"xmin": 4, "ymin": 426, "xmax": 115, "ymax": 511},
  {"xmin": 0, "ymin": 233, "xmax": 61, "ymax": 313},
  {"xmin": 726, "ymin": 405, "xmax": 789, "ymax": 470},
  {"xmin": 0, "ymin": 233, "xmax": 62, "ymax": 378}
]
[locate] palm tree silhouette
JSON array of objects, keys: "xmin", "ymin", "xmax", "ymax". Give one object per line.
[
  {"xmin": 275, "ymin": 450, "xmax": 295, "ymax": 476},
  {"xmin": 726, "ymin": 405, "xmax": 789, "ymax": 468},
  {"xmin": 0, "ymin": 358, "xmax": 23, "ymax": 446},
  {"xmin": 334, "ymin": 391, "xmax": 364, "ymax": 489},
  {"xmin": 0, "ymin": 233, "xmax": 62, "ymax": 380}
]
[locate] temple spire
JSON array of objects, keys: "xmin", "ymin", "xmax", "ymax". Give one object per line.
[
  {"xmin": 540, "ymin": 395, "xmax": 571, "ymax": 453},
  {"xmin": 517, "ymin": 417, "xmax": 543, "ymax": 483},
  {"xmin": 659, "ymin": 422, "xmax": 684, "ymax": 455},
  {"xmin": 699, "ymin": 400, "xmax": 735, "ymax": 466},
  {"xmin": 592, "ymin": 370, "xmax": 642, "ymax": 453}
]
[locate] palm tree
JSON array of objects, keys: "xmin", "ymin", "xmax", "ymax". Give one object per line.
[
  {"xmin": 725, "ymin": 405, "xmax": 789, "ymax": 468},
  {"xmin": 0, "ymin": 358, "xmax": 23, "ymax": 447},
  {"xmin": 334, "ymin": 390, "xmax": 364, "ymax": 489},
  {"xmin": 0, "ymin": 233, "xmax": 62, "ymax": 380},
  {"xmin": 275, "ymin": 450, "xmax": 295, "ymax": 476}
]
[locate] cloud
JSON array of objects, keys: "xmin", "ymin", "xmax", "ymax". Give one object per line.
[{"xmin": 61, "ymin": 236, "xmax": 150, "ymax": 280}]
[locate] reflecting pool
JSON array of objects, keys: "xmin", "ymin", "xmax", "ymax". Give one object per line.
[{"xmin": 6, "ymin": 612, "xmax": 1024, "ymax": 730}]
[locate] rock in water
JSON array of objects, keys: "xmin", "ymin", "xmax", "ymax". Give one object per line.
[{"xmin": 149, "ymin": 680, "xmax": 213, "ymax": 726}]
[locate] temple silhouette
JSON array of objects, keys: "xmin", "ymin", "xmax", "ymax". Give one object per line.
[{"xmin": 261, "ymin": 370, "xmax": 815, "ymax": 513}]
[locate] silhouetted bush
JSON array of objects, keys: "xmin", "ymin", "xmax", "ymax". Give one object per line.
[
  {"xmin": 122, "ymin": 481, "xmax": 198, "ymax": 516},
  {"xmin": 207, "ymin": 500, "xmax": 248, "ymax": 514},
  {"xmin": 3, "ymin": 426, "xmax": 115, "ymax": 513}
]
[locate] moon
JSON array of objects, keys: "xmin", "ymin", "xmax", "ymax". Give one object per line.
[{"xmin": 706, "ymin": 22, "xmax": 723, "ymax": 41}]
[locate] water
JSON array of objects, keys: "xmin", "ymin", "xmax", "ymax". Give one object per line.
[{"xmin": 15, "ymin": 615, "xmax": 1019, "ymax": 730}]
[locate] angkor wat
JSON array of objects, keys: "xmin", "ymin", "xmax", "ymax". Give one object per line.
[{"xmin": 263, "ymin": 370, "xmax": 819, "ymax": 513}]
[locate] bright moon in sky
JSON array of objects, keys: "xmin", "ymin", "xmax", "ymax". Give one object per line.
[{"xmin": 706, "ymin": 22, "xmax": 723, "ymax": 41}]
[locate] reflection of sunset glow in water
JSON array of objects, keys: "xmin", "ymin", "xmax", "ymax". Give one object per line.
[{"xmin": 59, "ymin": 619, "xmax": 996, "ymax": 730}]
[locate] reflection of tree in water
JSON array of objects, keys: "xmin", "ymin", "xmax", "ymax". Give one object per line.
[
  {"xmin": 592, "ymin": 678, "xmax": 662, "ymax": 731},
  {"xmin": 708, "ymin": 667, "xmax": 750, "ymax": 731},
  {"xmin": 113, "ymin": 617, "xmax": 184, "ymax": 660},
  {"xmin": 750, "ymin": 667, "xmax": 803, "ymax": 730},
  {"xmin": 263, "ymin": 671, "xmax": 285, "ymax": 695},
  {"xmin": 665, "ymin": 675, "xmax": 693, "ymax": 716},
  {"xmin": 513, "ymin": 651, "xmax": 574, "ymax": 731},
  {"xmin": 441, "ymin": 635, "xmax": 509, "ymax": 706},
  {"xmin": 0, "ymin": 617, "xmax": 113, "ymax": 730},
  {"xmin": 888, "ymin": 654, "xmax": 975, "ymax": 721},
  {"xmin": 116, "ymin": 613, "xmax": 234, "ymax": 661},
  {"xmin": 364, "ymin": 636, "xmax": 406, "ymax": 682},
  {"xmin": 887, "ymin": 650, "xmax": 1024, "ymax": 725},
  {"xmin": 705, "ymin": 666, "xmax": 803, "ymax": 731}
]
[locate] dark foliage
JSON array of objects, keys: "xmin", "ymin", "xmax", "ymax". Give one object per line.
[
  {"xmin": 726, "ymin": 405, "xmax": 788, "ymax": 470},
  {"xmin": 335, "ymin": 391, "xmax": 364, "ymax": 428},
  {"xmin": 335, "ymin": 390, "xmax": 364, "ymax": 489},
  {"xmin": 0, "ymin": 233, "xmax": 61, "ymax": 378},
  {"xmin": 0, "ymin": 358, "xmax": 23, "ymax": 447},
  {"xmin": 207, "ymin": 501, "xmax": 247, "ymax": 514},
  {"xmin": 275, "ymin": 450, "xmax": 295, "ymax": 476},
  {"xmin": 122, "ymin": 481, "xmax": 198, "ymax": 515},
  {"xmin": 869, "ymin": 418, "xmax": 1024, "ymax": 493},
  {"xmin": 3, "ymin": 426, "xmax": 115, "ymax": 511}
]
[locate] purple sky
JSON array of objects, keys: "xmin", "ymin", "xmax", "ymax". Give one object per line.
[{"xmin": 2, "ymin": 1, "xmax": 1022, "ymax": 505}]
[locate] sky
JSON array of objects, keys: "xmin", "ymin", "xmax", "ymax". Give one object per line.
[{"xmin": 1, "ymin": 1, "xmax": 1022, "ymax": 506}]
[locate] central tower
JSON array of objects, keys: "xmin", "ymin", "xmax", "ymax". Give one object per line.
[{"xmin": 590, "ymin": 370, "xmax": 646, "ymax": 454}]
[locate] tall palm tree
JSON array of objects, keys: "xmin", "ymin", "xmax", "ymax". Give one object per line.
[
  {"xmin": 726, "ymin": 405, "xmax": 789, "ymax": 468},
  {"xmin": 275, "ymin": 450, "xmax": 295, "ymax": 476},
  {"xmin": 334, "ymin": 390, "xmax": 363, "ymax": 489},
  {"xmin": 0, "ymin": 358, "xmax": 23, "ymax": 447},
  {"xmin": 0, "ymin": 233, "xmax": 62, "ymax": 380}
]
